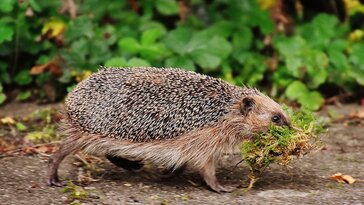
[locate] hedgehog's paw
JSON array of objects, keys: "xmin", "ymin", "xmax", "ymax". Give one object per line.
[
  {"xmin": 216, "ymin": 184, "xmax": 235, "ymax": 193},
  {"xmin": 47, "ymin": 176, "xmax": 66, "ymax": 187},
  {"xmin": 207, "ymin": 180, "xmax": 235, "ymax": 193}
]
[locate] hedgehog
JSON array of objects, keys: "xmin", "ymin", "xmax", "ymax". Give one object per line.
[{"xmin": 47, "ymin": 67, "xmax": 290, "ymax": 192}]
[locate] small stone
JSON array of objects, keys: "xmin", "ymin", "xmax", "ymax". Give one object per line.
[
  {"xmin": 84, "ymin": 186, "xmax": 96, "ymax": 190},
  {"xmin": 89, "ymin": 193, "xmax": 100, "ymax": 199}
]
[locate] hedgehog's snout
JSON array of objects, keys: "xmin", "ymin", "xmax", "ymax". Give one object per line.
[{"xmin": 271, "ymin": 113, "xmax": 291, "ymax": 128}]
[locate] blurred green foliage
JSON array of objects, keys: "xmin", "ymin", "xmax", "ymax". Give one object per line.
[{"xmin": 0, "ymin": 0, "xmax": 364, "ymax": 110}]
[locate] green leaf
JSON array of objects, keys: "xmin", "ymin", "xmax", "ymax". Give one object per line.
[
  {"xmin": 328, "ymin": 50, "xmax": 349, "ymax": 71},
  {"xmin": 305, "ymin": 51, "xmax": 329, "ymax": 88},
  {"xmin": 0, "ymin": 93, "xmax": 6, "ymax": 104},
  {"xmin": 15, "ymin": 70, "xmax": 32, "ymax": 86},
  {"xmin": 329, "ymin": 39, "xmax": 348, "ymax": 52},
  {"xmin": 349, "ymin": 43, "xmax": 364, "ymax": 70},
  {"xmin": 275, "ymin": 36, "xmax": 307, "ymax": 77},
  {"xmin": 233, "ymin": 28, "xmax": 253, "ymax": 51},
  {"xmin": 36, "ymin": 55, "xmax": 52, "ymax": 65},
  {"xmin": 205, "ymin": 36, "xmax": 232, "ymax": 59},
  {"xmin": 165, "ymin": 56, "xmax": 195, "ymax": 71},
  {"xmin": 15, "ymin": 122, "xmax": 27, "ymax": 131},
  {"xmin": 35, "ymin": 73, "xmax": 51, "ymax": 87},
  {"xmin": 64, "ymin": 16, "xmax": 94, "ymax": 42},
  {"xmin": 139, "ymin": 44, "xmax": 167, "ymax": 60},
  {"xmin": 298, "ymin": 91, "xmax": 324, "ymax": 111},
  {"xmin": 89, "ymin": 40, "xmax": 111, "ymax": 66},
  {"xmin": 272, "ymin": 67, "xmax": 294, "ymax": 87},
  {"xmin": 184, "ymin": 31, "xmax": 211, "ymax": 53},
  {"xmin": 104, "ymin": 57, "xmax": 128, "ymax": 67},
  {"xmin": 0, "ymin": 22, "xmax": 14, "ymax": 44},
  {"xmin": 307, "ymin": 68, "xmax": 328, "ymax": 89},
  {"xmin": 235, "ymin": 53, "xmax": 267, "ymax": 86},
  {"xmin": 139, "ymin": 21, "xmax": 166, "ymax": 32},
  {"xmin": 67, "ymin": 84, "xmax": 76, "ymax": 93},
  {"xmin": 156, "ymin": 0, "xmax": 179, "ymax": 15},
  {"xmin": 285, "ymin": 81, "xmax": 308, "ymax": 100},
  {"xmin": 0, "ymin": 0, "xmax": 16, "ymax": 13},
  {"xmin": 255, "ymin": 11, "xmax": 274, "ymax": 35},
  {"xmin": 127, "ymin": 58, "xmax": 150, "ymax": 67},
  {"xmin": 141, "ymin": 28, "xmax": 165, "ymax": 46},
  {"xmin": 348, "ymin": 67, "xmax": 364, "ymax": 85},
  {"xmin": 190, "ymin": 51, "xmax": 220, "ymax": 70},
  {"xmin": 118, "ymin": 37, "xmax": 140, "ymax": 54},
  {"xmin": 95, "ymin": 25, "xmax": 117, "ymax": 46},
  {"xmin": 205, "ymin": 21, "xmax": 234, "ymax": 38},
  {"xmin": 166, "ymin": 31, "xmax": 232, "ymax": 70},
  {"xmin": 275, "ymin": 36, "xmax": 307, "ymax": 57},
  {"xmin": 163, "ymin": 28, "xmax": 194, "ymax": 55},
  {"xmin": 70, "ymin": 38, "xmax": 89, "ymax": 62},
  {"xmin": 16, "ymin": 90, "xmax": 31, "ymax": 101},
  {"xmin": 299, "ymin": 14, "xmax": 338, "ymax": 49},
  {"xmin": 29, "ymin": 0, "xmax": 42, "ymax": 12}
]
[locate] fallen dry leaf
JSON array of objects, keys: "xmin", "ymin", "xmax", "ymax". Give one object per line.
[
  {"xmin": 30, "ymin": 61, "xmax": 62, "ymax": 77},
  {"xmin": 330, "ymin": 173, "xmax": 356, "ymax": 184},
  {"xmin": 0, "ymin": 117, "xmax": 16, "ymax": 125},
  {"xmin": 23, "ymin": 144, "xmax": 56, "ymax": 154},
  {"xmin": 348, "ymin": 109, "xmax": 364, "ymax": 119},
  {"xmin": 0, "ymin": 138, "xmax": 18, "ymax": 153}
]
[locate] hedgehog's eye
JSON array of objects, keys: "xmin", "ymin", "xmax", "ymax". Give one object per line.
[{"xmin": 271, "ymin": 115, "xmax": 281, "ymax": 123}]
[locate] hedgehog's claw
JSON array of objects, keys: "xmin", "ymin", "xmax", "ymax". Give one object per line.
[
  {"xmin": 207, "ymin": 180, "xmax": 235, "ymax": 193},
  {"xmin": 47, "ymin": 176, "xmax": 66, "ymax": 187},
  {"xmin": 216, "ymin": 184, "xmax": 235, "ymax": 193}
]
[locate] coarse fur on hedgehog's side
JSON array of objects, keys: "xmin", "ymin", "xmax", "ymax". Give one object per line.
[{"xmin": 48, "ymin": 67, "xmax": 290, "ymax": 193}]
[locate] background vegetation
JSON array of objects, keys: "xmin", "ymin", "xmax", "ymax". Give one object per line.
[{"xmin": 1, "ymin": 0, "xmax": 364, "ymax": 110}]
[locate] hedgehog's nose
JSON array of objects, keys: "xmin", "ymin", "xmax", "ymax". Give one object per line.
[
  {"xmin": 284, "ymin": 119, "xmax": 291, "ymax": 128},
  {"xmin": 278, "ymin": 117, "xmax": 291, "ymax": 128}
]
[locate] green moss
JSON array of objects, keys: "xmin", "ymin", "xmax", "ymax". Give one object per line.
[
  {"xmin": 62, "ymin": 182, "xmax": 89, "ymax": 199},
  {"xmin": 241, "ymin": 106, "xmax": 324, "ymax": 187}
]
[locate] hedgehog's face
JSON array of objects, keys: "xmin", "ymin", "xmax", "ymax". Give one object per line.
[{"xmin": 239, "ymin": 95, "xmax": 290, "ymax": 133}]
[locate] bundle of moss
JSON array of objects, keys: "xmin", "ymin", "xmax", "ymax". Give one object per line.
[{"xmin": 241, "ymin": 107, "xmax": 325, "ymax": 189}]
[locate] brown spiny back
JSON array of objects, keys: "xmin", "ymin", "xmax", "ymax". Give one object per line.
[{"xmin": 66, "ymin": 67, "xmax": 261, "ymax": 142}]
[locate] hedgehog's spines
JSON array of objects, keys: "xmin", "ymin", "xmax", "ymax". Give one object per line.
[
  {"xmin": 66, "ymin": 67, "xmax": 260, "ymax": 142},
  {"xmin": 98, "ymin": 65, "xmax": 108, "ymax": 71}
]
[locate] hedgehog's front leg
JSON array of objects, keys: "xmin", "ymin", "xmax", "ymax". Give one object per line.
[{"xmin": 199, "ymin": 157, "xmax": 235, "ymax": 193}]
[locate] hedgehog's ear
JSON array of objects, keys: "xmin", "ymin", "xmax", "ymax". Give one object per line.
[{"xmin": 240, "ymin": 97, "xmax": 255, "ymax": 116}]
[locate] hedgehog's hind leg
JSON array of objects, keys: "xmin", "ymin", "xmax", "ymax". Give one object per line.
[
  {"xmin": 105, "ymin": 155, "xmax": 144, "ymax": 171},
  {"xmin": 47, "ymin": 140, "xmax": 80, "ymax": 186},
  {"xmin": 199, "ymin": 158, "xmax": 235, "ymax": 193}
]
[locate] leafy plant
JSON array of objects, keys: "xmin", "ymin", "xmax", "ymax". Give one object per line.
[{"xmin": 0, "ymin": 0, "xmax": 363, "ymax": 109}]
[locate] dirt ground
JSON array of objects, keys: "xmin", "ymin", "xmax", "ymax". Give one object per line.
[{"xmin": 0, "ymin": 102, "xmax": 363, "ymax": 205}]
